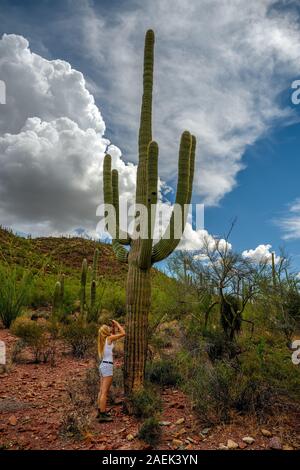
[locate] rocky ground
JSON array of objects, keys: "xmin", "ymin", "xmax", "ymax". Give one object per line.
[{"xmin": 0, "ymin": 329, "xmax": 299, "ymax": 451}]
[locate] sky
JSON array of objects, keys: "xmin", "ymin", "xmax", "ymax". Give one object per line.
[{"xmin": 0, "ymin": 0, "xmax": 300, "ymax": 268}]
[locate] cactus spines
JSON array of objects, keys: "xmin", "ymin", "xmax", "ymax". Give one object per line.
[
  {"xmin": 102, "ymin": 30, "xmax": 196, "ymax": 397},
  {"xmin": 80, "ymin": 258, "xmax": 88, "ymax": 314}
]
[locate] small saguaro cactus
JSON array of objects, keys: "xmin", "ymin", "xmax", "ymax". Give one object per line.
[
  {"xmin": 102, "ymin": 30, "xmax": 196, "ymax": 397},
  {"xmin": 80, "ymin": 249, "xmax": 101, "ymax": 321}
]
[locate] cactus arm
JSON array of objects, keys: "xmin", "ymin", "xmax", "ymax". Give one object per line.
[
  {"xmin": 186, "ymin": 135, "xmax": 196, "ymax": 205},
  {"xmin": 103, "ymin": 154, "xmax": 113, "ymax": 205},
  {"xmin": 151, "ymin": 131, "xmax": 194, "ymax": 263},
  {"xmin": 112, "ymin": 169, "xmax": 131, "ymax": 245},
  {"xmin": 136, "ymin": 29, "xmax": 154, "ymax": 207},
  {"xmin": 103, "ymin": 154, "xmax": 128, "ymax": 263},
  {"xmin": 138, "ymin": 141, "xmax": 158, "ymax": 269}
]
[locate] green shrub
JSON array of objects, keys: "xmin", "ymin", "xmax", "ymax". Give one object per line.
[
  {"xmin": 62, "ymin": 318, "xmax": 97, "ymax": 358},
  {"xmin": 60, "ymin": 378, "xmax": 91, "ymax": 439},
  {"xmin": 138, "ymin": 417, "xmax": 162, "ymax": 447},
  {"xmin": 0, "ymin": 265, "xmax": 33, "ymax": 328},
  {"xmin": 181, "ymin": 335, "xmax": 300, "ymax": 424},
  {"xmin": 130, "ymin": 387, "xmax": 162, "ymax": 418},
  {"xmin": 203, "ymin": 330, "xmax": 240, "ymax": 361},
  {"xmin": 146, "ymin": 359, "xmax": 181, "ymax": 386},
  {"xmin": 102, "ymin": 284, "xmax": 126, "ymax": 317},
  {"xmin": 186, "ymin": 361, "xmax": 235, "ymax": 424},
  {"xmin": 11, "ymin": 317, "xmax": 53, "ymax": 363}
]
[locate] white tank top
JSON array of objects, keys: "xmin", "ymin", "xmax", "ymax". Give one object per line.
[{"xmin": 102, "ymin": 338, "xmax": 114, "ymax": 363}]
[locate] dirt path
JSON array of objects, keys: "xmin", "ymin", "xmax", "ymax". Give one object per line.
[{"xmin": 0, "ymin": 329, "xmax": 299, "ymax": 450}]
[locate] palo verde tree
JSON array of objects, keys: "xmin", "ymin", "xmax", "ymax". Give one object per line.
[
  {"xmin": 177, "ymin": 226, "xmax": 267, "ymax": 341},
  {"xmin": 102, "ymin": 30, "xmax": 196, "ymax": 397}
]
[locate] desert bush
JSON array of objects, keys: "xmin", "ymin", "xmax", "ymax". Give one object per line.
[
  {"xmin": 186, "ymin": 360, "xmax": 236, "ymax": 423},
  {"xmin": 138, "ymin": 417, "xmax": 162, "ymax": 447},
  {"xmin": 130, "ymin": 386, "xmax": 162, "ymax": 419},
  {"xmin": 11, "ymin": 339, "xmax": 26, "ymax": 363},
  {"xmin": 146, "ymin": 358, "xmax": 181, "ymax": 387},
  {"xmin": 62, "ymin": 318, "xmax": 97, "ymax": 358},
  {"xmin": 102, "ymin": 284, "xmax": 126, "ymax": 317},
  {"xmin": 11, "ymin": 317, "xmax": 56, "ymax": 363},
  {"xmin": 0, "ymin": 265, "xmax": 33, "ymax": 328},
  {"xmin": 181, "ymin": 333, "xmax": 300, "ymax": 424},
  {"xmin": 28, "ymin": 275, "xmax": 56, "ymax": 308},
  {"xmin": 238, "ymin": 339, "xmax": 300, "ymax": 406},
  {"xmin": 60, "ymin": 378, "xmax": 91, "ymax": 439},
  {"xmin": 203, "ymin": 330, "xmax": 241, "ymax": 361}
]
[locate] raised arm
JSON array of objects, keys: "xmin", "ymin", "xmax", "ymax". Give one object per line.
[{"xmin": 109, "ymin": 319, "xmax": 126, "ymax": 342}]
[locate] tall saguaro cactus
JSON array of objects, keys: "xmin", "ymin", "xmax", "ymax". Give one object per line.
[{"xmin": 103, "ymin": 30, "xmax": 196, "ymax": 397}]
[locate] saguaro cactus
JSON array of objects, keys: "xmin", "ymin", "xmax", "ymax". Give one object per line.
[{"xmin": 103, "ymin": 30, "xmax": 196, "ymax": 396}]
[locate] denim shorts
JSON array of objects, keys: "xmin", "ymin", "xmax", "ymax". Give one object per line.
[{"xmin": 99, "ymin": 361, "xmax": 113, "ymax": 377}]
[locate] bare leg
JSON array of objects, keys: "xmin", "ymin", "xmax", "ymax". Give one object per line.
[
  {"xmin": 97, "ymin": 376, "xmax": 103, "ymax": 411},
  {"xmin": 99, "ymin": 376, "xmax": 113, "ymax": 412}
]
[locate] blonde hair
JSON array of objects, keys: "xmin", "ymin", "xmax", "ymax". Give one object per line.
[{"xmin": 98, "ymin": 324, "xmax": 111, "ymax": 359}]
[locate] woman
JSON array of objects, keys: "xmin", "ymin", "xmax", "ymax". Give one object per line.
[{"xmin": 97, "ymin": 319, "xmax": 125, "ymax": 422}]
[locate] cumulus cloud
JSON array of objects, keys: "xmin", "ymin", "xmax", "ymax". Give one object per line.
[
  {"xmin": 69, "ymin": 0, "xmax": 300, "ymax": 205},
  {"xmin": 0, "ymin": 33, "xmax": 104, "ymax": 135},
  {"xmin": 242, "ymin": 244, "xmax": 279, "ymax": 264},
  {"xmin": 178, "ymin": 225, "xmax": 231, "ymax": 253},
  {"xmin": 0, "ymin": 33, "xmax": 138, "ymax": 236}
]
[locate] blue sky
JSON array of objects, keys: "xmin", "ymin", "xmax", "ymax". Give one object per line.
[{"xmin": 1, "ymin": 0, "xmax": 300, "ymax": 269}]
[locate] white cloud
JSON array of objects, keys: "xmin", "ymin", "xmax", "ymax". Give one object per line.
[
  {"xmin": 69, "ymin": 0, "xmax": 300, "ymax": 205},
  {"xmin": 276, "ymin": 198, "xmax": 300, "ymax": 240},
  {"xmin": 242, "ymin": 244, "xmax": 279, "ymax": 264},
  {"xmin": 0, "ymin": 33, "xmax": 104, "ymax": 135},
  {"xmin": 0, "ymin": 116, "xmax": 137, "ymax": 236},
  {"xmin": 178, "ymin": 226, "xmax": 231, "ymax": 252},
  {"xmin": 0, "ymin": 33, "xmax": 137, "ymax": 236}
]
